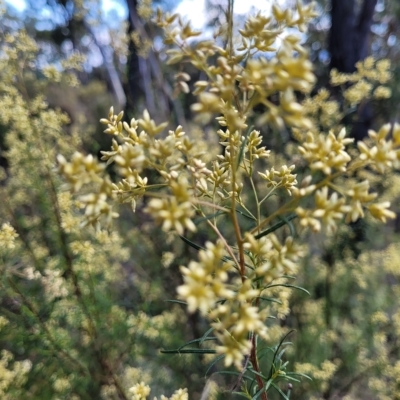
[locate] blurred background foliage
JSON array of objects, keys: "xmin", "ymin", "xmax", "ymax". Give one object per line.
[{"xmin": 0, "ymin": 0, "xmax": 400, "ymax": 399}]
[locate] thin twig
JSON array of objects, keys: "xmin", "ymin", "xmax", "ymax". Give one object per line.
[{"xmin": 206, "ymin": 220, "xmax": 241, "ymax": 271}]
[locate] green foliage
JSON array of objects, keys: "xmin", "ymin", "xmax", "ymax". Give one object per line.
[
  {"xmin": 0, "ymin": 13, "xmax": 196, "ymax": 400},
  {"xmin": 1, "ymin": 1, "xmax": 400, "ymax": 400}
]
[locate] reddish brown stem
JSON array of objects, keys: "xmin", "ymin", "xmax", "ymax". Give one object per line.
[{"xmin": 250, "ymin": 334, "xmax": 268, "ymax": 400}]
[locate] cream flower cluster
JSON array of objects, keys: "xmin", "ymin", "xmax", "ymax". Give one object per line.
[
  {"xmin": 330, "ymin": 57, "xmax": 392, "ymax": 106},
  {"xmin": 0, "ymin": 222, "xmax": 19, "ymax": 250},
  {"xmin": 58, "ymin": 109, "xmax": 210, "ymax": 231},
  {"xmin": 298, "ymin": 128, "xmax": 353, "ymax": 175},
  {"xmin": 129, "ymin": 382, "xmax": 188, "ymax": 400},
  {"xmin": 57, "ymin": 1, "xmax": 399, "ymax": 384},
  {"xmin": 176, "ymin": 236, "xmax": 303, "ymax": 368},
  {"xmin": 177, "ymin": 241, "xmax": 233, "ymax": 314},
  {"xmin": 258, "ymin": 164, "xmax": 297, "ymax": 195},
  {"xmin": 294, "ymin": 124, "xmax": 398, "ymax": 232}
]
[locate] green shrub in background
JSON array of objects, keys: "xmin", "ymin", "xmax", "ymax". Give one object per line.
[
  {"xmin": 0, "ymin": 23, "xmax": 198, "ymax": 400},
  {"xmin": 1, "ymin": 1, "xmax": 400, "ymax": 399}
]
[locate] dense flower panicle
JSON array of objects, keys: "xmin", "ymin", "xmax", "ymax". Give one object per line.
[
  {"xmin": 36, "ymin": 268, "xmax": 69, "ymax": 302},
  {"xmin": 0, "ymin": 22, "xmax": 156, "ymax": 399},
  {"xmin": 243, "ymin": 232, "xmax": 273, "ymax": 256},
  {"xmin": 169, "ymin": 388, "xmax": 188, "ymax": 400},
  {"xmin": 298, "ymin": 128, "xmax": 353, "ymax": 175},
  {"xmin": 128, "ymin": 382, "xmax": 188, "ymax": 400},
  {"xmin": 327, "ymin": 56, "xmax": 393, "ymax": 139},
  {"xmin": 215, "ymin": 330, "xmax": 253, "ymax": 369},
  {"xmin": 330, "ymin": 57, "xmax": 392, "ymax": 87},
  {"xmin": 373, "ymin": 86, "xmax": 391, "ymax": 99},
  {"xmin": 345, "ymin": 180, "xmax": 377, "ymax": 223},
  {"xmin": 115, "ymin": 143, "xmax": 146, "ymax": 174},
  {"xmin": 129, "ymin": 382, "xmax": 151, "ymax": 400},
  {"xmin": 57, "ymin": 152, "xmax": 106, "ymax": 192},
  {"xmin": 145, "ymin": 179, "xmax": 196, "ymax": 235},
  {"xmin": 0, "ymin": 351, "xmax": 31, "ymax": 398},
  {"xmin": 245, "ymin": 129, "xmax": 271, "ymax": 166},
  {"xmin": 79, "ymin": 191, "xmax": 119, "ymax": 228},
  {"xmin": 1, "ymin": 0, "xmax": 399, "ymax": 397},
  {"xmin": 145, "ymin": 197, "xmax": 195, "ymax": 235},
  {"xmin": 297, "ymin": 187, "xmax": 350, "ymax": 233},
  {"xmin": 111, "ymin": 174, "xmax": 148, "ymax": 211},
  {"xmin": 157, "ymin": 3, "xmax": 317, "ymax": 130},
  {"xmin": 258, "ymin": 164, "xmax": 297, "ymax": 195},
  {"xmin": 0, "ymin": 222, "xmax": 19, "ymax": 250},
  {"xmin": 138, "ymin": 109, "xmax": 169, "ymax": 137},
  {"xmin": 177, "ymin": 232, "xmax": 304, "ymax": 368},
  {"xmin": 248, "ymin": 234, "xmax": 303, "ymax": 281},
  {"xmin": 368, "ymin": 202, "xmax": 396, "ymax": 223},
  {"xmin": 230, "ymin": 303, "xmax": 268, "ymax": 337},
  {"xmin": 50, "ymin": 0, "xmax": 400, "ymax": 386},
  {"xmin": 357, "ymin": 124, "xmax": 399, "ymax": 173},
  {"xmin": 301, "ymin": 88, "xmax": 342, "ymax": 129},
  {"xmin": 100, "ymin": 138, "xmax": 121, "ymax": 166},
  {"xmin": 344, "ymin": 80, "xmax": 373, "ymax": 106},
  {"xmin": 312, "ymin": 188, "xmax": 350, "ymax": 233},
  {"xmin": 177, "ymin": 260, "xmax": 218, "ymax": 314},
  {"xmin": 177, "ymin": 241, "xmax": 232, "ymax": 314},
  {"xmin": 57, "ymin": 153, "xmax": 120, "ymax": 228}
]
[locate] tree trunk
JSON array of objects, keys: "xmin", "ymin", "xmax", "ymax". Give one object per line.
[{"xmin": 329, "ymin": 0, "xmax": 377, "ymax": 140}]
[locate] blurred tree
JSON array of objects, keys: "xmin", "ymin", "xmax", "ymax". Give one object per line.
[
  {"xmin": 1, "ymin": 0, "xmax": 130, "ymax": 157},
  {"xmin": 285, "ymin": 2, "xmax": 400, "ymax": 399},
  {"xmin": 124, "ymin": 0, "xmax": 186, "ymax": 125},
  {"xmin": 27, "ymin": 0, "xmax": 127, "ymax": 106},
  {"xmin": 329, "ymin": 0, "xmax": 377, "ymax": 140},
  {"xmin": 307, "ymin": 0, "xmax": 400, "ymax": 138},
  {"xmin": 329, "ymin": 0, "xmax": 377, "ymax": 73}
]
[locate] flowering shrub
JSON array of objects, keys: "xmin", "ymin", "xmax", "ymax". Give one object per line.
[
  {"xmin": 0, "ymin": 7, "xmax": 193, "ymax": 399},
  {"xmin": 1, "ymin": 0, "xmax": 399, "ymax": 399},
  {"xmin": 55, "ymin": 2, "xmax": 399, "ymax": 398}
]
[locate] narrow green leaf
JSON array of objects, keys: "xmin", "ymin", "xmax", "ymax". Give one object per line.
[
  {"xmin": 233, "ymin": 393, "xmax": 252, "ymax": 399},
  {"xmin": 271, "ymin": 383, "xmax": 289, "ymax": 400},
  {"xmin": 257, "ymin": 347, "xmax": 274, "ymax": 361},
  {"xmin": 257, "ymin": 296, "xmax": 282, "ymax": 305},
  {"xmin": 255, "ymin": 214, "xmax": 297, "ymax": 239},
  {"xmin": 282, "ymin": 214, "xmax": 296, "ymax": 237},
  {"xmin": 221, "ymin": 256, "xmax": 253, "ymax": 270},
  {"xmin": 265, "ymin": 284, "xmax": 310, "ymax": 296},
  {"xmin": 264, "ymin": 378, "xmax": 273, "ymax": 392},
  {"xmin": 194, "ymin": 211, "xmax": 225, "ymax": 224},
  {"xmin": 236, "ymin": 208, "xmax": 257, "ymax": 221},
  {"xmin": 160, "ymin": 348, "xmax": 217, "ymax": 354},
  {"xmin": 251, "ymin": 382, "xmax": 268, "ymax": 400},
  {"xmin": 165, "ymin": 300, "xmax": 187, "ymax": 306},
  {"xmin": 236, "ymin": 125, "xmax": 254, "ymax": 171},
  {"xmin": 179, "ymin": 235, "xmax": 204, "ymax": 251},
  {"xmin": 286, "ymin": 372, "xmax": 312, "ymax": 381},
  {"xmin": 178, "ymin": 337, "xmax": 217, "ymax": 351},
  {"xmin": 279, "ymin": 342, "xmax": 293, "ymax": 347},
  {"xmin": 200, "ymin": 327, "xmax": 215, "ymax": 346},
  {"xmin": 205, "ymin": 354, "xmax": 225, "ymax": 377},
  {"xmin": 269, "ymin": 331, "xmax": 295, "ymax": 379},
  {"xmin": 225, "ymin": 205, "xmax": 257, "ymax": 221},
  {"xmin": 248, "ymin": 368, "xmax": 268, "ymax": 380},
  {"xmin": 275, "ymin": 347, "xmax": 289, "ymax": 363},
  {"xmin": 281, "ymin": 376, "xmax": 300, "ymax": 383},
  {"xmin": 215, "ymin": 370, "xmax": 241, "ymax": 377}
]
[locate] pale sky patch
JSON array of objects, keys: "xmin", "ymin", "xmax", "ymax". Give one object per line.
[
  {"xmin": 172, "ymin": 0, "xmax": 291, "ymax": 31},
  {"xmin": 5, "ymin": 0, "xmax": 26, "ymax": 11}
]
